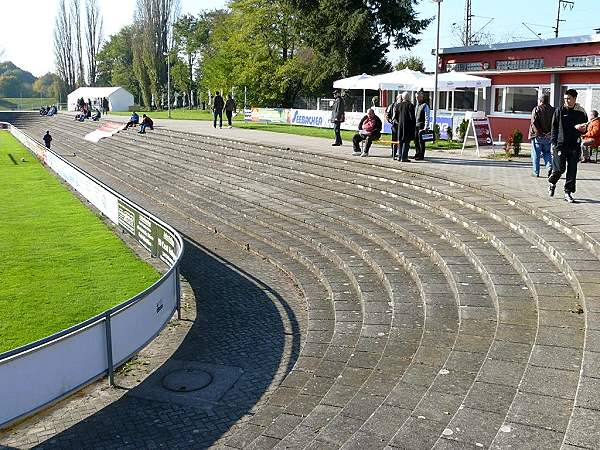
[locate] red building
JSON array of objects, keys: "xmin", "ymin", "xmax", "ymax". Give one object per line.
[{"xmin": 437, "ymin": 34, "xmax": 600, "ymax": 141}]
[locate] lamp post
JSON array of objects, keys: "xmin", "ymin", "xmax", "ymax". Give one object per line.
[
  {"xmin": 163, "ymin": 50, "xmax": 171, "ymax": 119},
  {"xmin": 432, "ymin": 0, "xmax": 443, "ymax": 138}
]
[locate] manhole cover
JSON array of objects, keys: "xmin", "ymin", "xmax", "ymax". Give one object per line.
[{"xmin": 162, "ymin": 368, "xmax": 212, "ymax": 392}]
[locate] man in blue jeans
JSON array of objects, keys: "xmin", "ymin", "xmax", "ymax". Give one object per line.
[{"xmin": 528, "ymin": 94, "xmax": 555, "ymax": 177}]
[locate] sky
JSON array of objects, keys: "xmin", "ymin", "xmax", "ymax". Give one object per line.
[{"xmin": 1, "ymin": 0, "xmax": 599, "ymax": 77}]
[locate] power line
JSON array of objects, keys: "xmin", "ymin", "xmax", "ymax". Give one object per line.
[{"xmin": 554, "ymin": 0, "xmax": 574, "ymax": 38}]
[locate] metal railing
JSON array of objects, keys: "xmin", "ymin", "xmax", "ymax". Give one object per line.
[{"xmin": 0, "ymin": 122, "xmax": 184, "ymax": 429}]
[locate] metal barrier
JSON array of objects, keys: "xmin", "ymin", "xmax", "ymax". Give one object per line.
[{"xmin": 0, "ymin": 123, "xmax": 184, "ymax": 429}]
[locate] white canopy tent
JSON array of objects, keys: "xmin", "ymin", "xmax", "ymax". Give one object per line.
[
  {"xmin": 371, "ymin": 68, "xmax": 430, "ymax": 91},
  {"xmin": 420, "ymin": 71, "xmax": 491, "ymax": 91},
  {"xmin": 333, "ymin": 73, "xmax": 376, "ymax": 112},
  {"xmin": 67, "ymin": 87, "xmax": 134, "ymax": 112}
]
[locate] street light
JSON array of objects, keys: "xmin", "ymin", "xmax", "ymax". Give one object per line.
[
  {"xmin": 163, "ymin": 50, "xmax": 171, "ymax": 119},
  {"xmin": 432, "ymin": 0, "xmax": 443, "ymax": 138}
]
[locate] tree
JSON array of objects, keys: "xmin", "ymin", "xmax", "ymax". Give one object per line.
[
  {"xmin": 71, "ymin": 0, "xmax": 86, "ymax": 86},
  {"xmin": 173, "ymin": 14, "xmax": 203, "ymax": 107},
  {"xmin": 96, "ymin": 26, "xmax": 141, "ymax": 101},
  {"xmin": 33, "ymin": 73, "xmax": 62, "ymax": 97},
  {"xmin": 289, "ymin": 0, "xmax": 430, "ymax": 91},
  {"xmin": 132, "ymin": 0, "xmax": 180, "ymax": 107},
  {"xmin": 85, "ymin": 0, "xmax": 103, "ymax": 86},
  {"xmin": 54, "ymin": 0, "xmax": 77, "ymax": 93},
  {"xmin": 395, "ymin": 56, "xmax": 426, "ymax": 72}
]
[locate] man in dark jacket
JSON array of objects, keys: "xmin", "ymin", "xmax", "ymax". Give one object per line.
[
  {"xmin": 138, "ymin": 114, "xmax": 154, "ymax": 134},
  {"xmin": 414, "ymin": 89, "xmax": 430, "ymax": 160},
  {"xmin": 394, "ymin": 92, "xmax": 416, "ymax": 162},
  {"xmin": 331, "ymin": 90, "xmax": 345, "ymax": 146},
  {"xmin": 224, "ymin": 94, "xmax": 236, "ymax": 128},
  {"xmin": 386, "ymin": 94, "xmax": 401, "ymax": 159},
  {"xmin": 212, "ymin": 91, "xmax": 225, "ymax": 129},
  {"xmin": 529, "ymin": 94, "xmax": 555, "ymax": 177},
  {"xmin": 548, "ymin": 88, "xmax": 588, "ymax": 203},
  {"xmin": 352, "ymin": 109, "xmax": 382, "ymax": 157},
  {"xmin": 43, "ymin": 131, "xmax": 52, "ymax": 149}
]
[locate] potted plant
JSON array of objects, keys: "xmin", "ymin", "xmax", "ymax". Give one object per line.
[{"xmin": 505, "ymin": 129, "xmax": 523, "ymax": 155}]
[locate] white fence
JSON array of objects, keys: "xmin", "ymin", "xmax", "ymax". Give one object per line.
[{"xmin": 0, "ymin": 123, "xmax": 184, "ymax": 429}]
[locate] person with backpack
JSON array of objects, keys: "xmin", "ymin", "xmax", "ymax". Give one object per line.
[{"xmin": 212, "ymin": 91, "xmax": 225, "ymax": 129}]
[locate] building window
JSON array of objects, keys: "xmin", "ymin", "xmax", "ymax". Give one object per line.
[
  {"xmin": 493, "ymin": 86, "xmax": 550, "ymax": 114},
  {"xmin": 566, "ymin": 55, "xmax": 600, "ymax": 67},
  {"xmin": 454, "ymin": 89, "xmax": 475, "ymax": 110},
  {"xmin": 496, "ymin": 58, "xmax": 544, "ymax": 70},
  {"xmin": 446, "ymin": 62, "xmax": 485, "ymax": 72}
]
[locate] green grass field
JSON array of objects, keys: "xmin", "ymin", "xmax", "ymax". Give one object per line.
[
  {"xmin": 0, "ymin": 97, "xmax": 58, "ymax": 111},
  {"xmin": 109, "ymin": 108, "xmax": 244, "ymax": 121},
  {"xmin": 0, "ymin": 131, "xmax": 160, "ymax": 353}
]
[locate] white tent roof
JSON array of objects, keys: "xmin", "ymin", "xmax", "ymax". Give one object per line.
[
  {"xmin": 420, "ymin": 72, "xmax": 491, "ymax": 91},
  {"xmin": 333, "ymin": 73, "xmax": 373, "ymax": 90},
  {"xmin": 372, "ymin": 68, "xmax": 430, "ymax": 91},
  {"xmin": 68, "ymin": 86, "xmax": 124, "ymax": 98}
]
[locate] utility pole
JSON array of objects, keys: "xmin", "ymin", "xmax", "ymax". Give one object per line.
[
  {"xmin": 554, "ymin": 0, "xmax": 574, "ymax": 38},
  {"xmin": 464, "ymin": 0, "xmax": 472, "ymax": 46}
]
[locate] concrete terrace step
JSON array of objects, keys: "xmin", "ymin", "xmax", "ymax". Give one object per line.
[{"xmin": 8, "ymin": 113, "xmax": 600, "ymax": 450}]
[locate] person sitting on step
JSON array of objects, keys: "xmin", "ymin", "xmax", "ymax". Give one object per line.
[
  {"xmin": 138, "ymin": 114, "xmax": 154, "ymax": 134},
  {"xmin": 580, "ymin": 110, "xmax": 600, "ymax": 162},
  {"xmin": 124, "ymin": 111, "xmax": 140, "ymax": 130},
  {"xmin": 352, "ymin": 108, "xmax": 382, "ymax": 157}
]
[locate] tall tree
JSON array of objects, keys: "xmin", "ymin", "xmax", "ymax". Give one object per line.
[
  {"xmin": 85, "ymin": 0, "xmax": 103, "ymax": 86},
  {"xmin": 173, "ymin": 14, "xmax": 202, "ymax": 107},
  {"xmin": 54, "ymin": 0, "xmax": 76, "ymax": 93},
  {"xmin": 96, "ymin": 26, "xmax": 141, "ymax": 100},
  {"xmin": 132, "ymin": 0, "xmax": 179, "ymax": 107},
  {"xmin": 395, "ymin": 56, "xmax": 426, "ymax": 72},
  {"xmin": 71, "ymin": 0, "xmax": 85, "ymax": 86}
]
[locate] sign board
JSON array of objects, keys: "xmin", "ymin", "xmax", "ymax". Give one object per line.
[
  {"xmin": 461, "ymin": 115, "xmax": 495, "ymax": 156},
  {"xmin": 246, "ymin": 107, "xmax": 288, "ymax": 124},
  {"xmin": 117, "ymin": 200, "xmax": 178, "ymax": 265}
]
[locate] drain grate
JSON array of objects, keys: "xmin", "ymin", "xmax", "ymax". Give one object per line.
[{"xmin": 162, "ymin": 368, "xmax": 213, "ymax": 392}]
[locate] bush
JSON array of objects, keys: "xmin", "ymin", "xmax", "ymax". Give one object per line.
[
  {"xmin": 433, "ymin": 123, "xmax": 440, "ymax": 141},
  {"xmin": 457, "ymin": 119, "xmax": 469, "ymax": 141},
  {"xmin": 446, "ymin": 126, "xmax": 453, "ymax": 141},
  {"xmin": 505, "ymin": 128, "xmax": 524, "ymax": 155}
]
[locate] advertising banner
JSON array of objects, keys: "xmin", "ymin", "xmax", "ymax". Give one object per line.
[
  {"xmin": 288, "ymin": 109, "xmax": 332, "ymax": 128},
  {"xmin": 246, "ymin": 107, "xmax": 288, "ymax": 124},
  {"xmin": 434, "ymin": 117, "xmax": 454, "ymax": 140},
  {"xmin": 473, "ymin": 117, "xmax": 494, "ymax": 146},
  {"xmin": 84, "ymin": 122, "xmax": 125, "ymax": 143}
]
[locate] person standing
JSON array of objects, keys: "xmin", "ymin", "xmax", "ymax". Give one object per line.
[
  {"xmin": 529, "ymin": 94, "xmax": 555, "ymax": 177},
  {"xmin": 386, "ymin": 94, "xmax": 401, "ymax": 159},
  {"xmin": 212, "ymin": 91, "xmax": 225, "ymax": 129},
  {"xmin": 414, "ymin": 90, "xmax": 430, "ymax": 160},
  {"xmin": 224, "ymin": 94, "xmax": 236, "ymax": 128},
  {"xmin": 548, "ymin": 88, "xmax": 588, "ymax": 203},
  {"xmin": 42, "ymin": 131, "xmax": 52, "ymax": 149},
  {"xmin": 394, "ymin": 92, "xmax": 416, "ymax": 162},
  {"xmin": 331, "ymin": 90, "xmax": 345, "ymax": 146}
]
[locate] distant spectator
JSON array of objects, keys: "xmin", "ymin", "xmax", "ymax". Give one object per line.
[
  {"xmin": 91, "ymin": 108, "xmax": 101, "ymax": 121},
  {"xmin": 352, "ymin": 109, "xmax": 382, "ymax": 157},
  {"xmin": 331, "ymin": 90, "xmax": 345, "ymax": 146},
  {"xmin": 138, "ymin": 114, "xmax": 154, "ymax": 134},
  {"xmin": 581, "ymin": 110, "xmax": 600, "ymax": 162},
  {"xmin": 102, "ymin": 97, "xmax": 109, "ymax": 113},
  {"xmin": 212, "ymin": 91, "xmax": 224, "ymax": 129},
  {"xmin": 386, "ymin": 94, "xmax": 401, "ymax": 159},
  {"xmin": 414, "ymin": 89, "xmax": 430, "ymax": 160},
  {"xmin": 224, "ymin": 94, "xmax": 236, "ymax": 128},
  {"xmin": 529, "ymin": 94, "xmax": 555, "ymax": 177},
  {"xmin": 43, "ymin": 131, "xmax": 52, "ymax": 149},
  {"xmin": 124, "ymin": 111, "xmax": 140, "ymax": 130}
]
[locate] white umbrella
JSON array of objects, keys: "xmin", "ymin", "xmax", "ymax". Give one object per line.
[
  {"xmin": 373, "ymin": 68, "xmax": 430, "ymax": 91},
  {"xmin": 420, "ymin": 71, "xmax": 491, "ymax": 91},
  {"xmin": 333, "ymin": 73, "xmax": 374, "ymax": 113}
]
